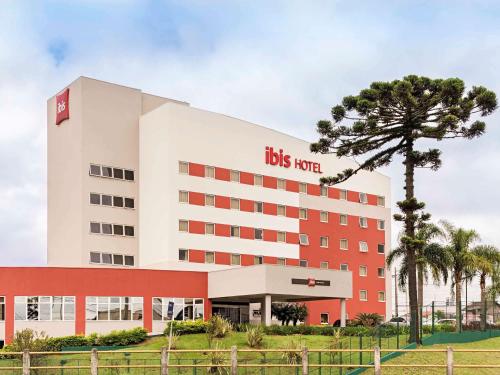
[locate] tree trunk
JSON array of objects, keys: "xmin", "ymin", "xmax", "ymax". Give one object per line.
[
  {"xmin": 418, "ymin": 266, "xmax": 424, "ymax": 310},
  {"xmin": 404, "ymin": 144, "xmax": 420, "ymax": 343},
  {"xmin": 480, "ymin": 273, "xmax": 486, "ymax": 331},
  {"xmin": 455, "ymin": 272, "xmax": 462, "ymax": 333}
]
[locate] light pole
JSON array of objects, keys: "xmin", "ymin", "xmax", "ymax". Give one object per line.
[{"xmin": 393, "ymin": 268, "xmax": 399, "ymax": 317}]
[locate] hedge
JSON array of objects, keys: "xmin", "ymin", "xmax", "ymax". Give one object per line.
[
  {"xmin": 164, "ymin": 320, "xmax": 209, "ymax": 335},
  {"xmin": 3, "ymin": 327, "xmax": 148, "ymax": 352}
]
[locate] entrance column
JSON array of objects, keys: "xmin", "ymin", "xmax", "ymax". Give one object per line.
[
  {"xmin": 340, "ymin": 299, "xmax": 347, "ymax": 327},
  {"xmin": 261, "ymin": 295, "xmax": 272, "ymax": 326}
]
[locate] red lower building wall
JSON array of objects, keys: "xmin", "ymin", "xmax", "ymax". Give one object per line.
[{"xmin": 0, "ymin": 267, "xmax": 208, "ymax": 344}]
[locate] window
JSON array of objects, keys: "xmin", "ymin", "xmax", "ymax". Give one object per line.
[
  {"xmin": 113, "ymin": 254, "xmax": 124, "ymax": 265},
  {"xmin": 254, "ymin": 201, "xmax": 263, "ymax": 213},
  {"xmin": 277, "ymin": 258, "xmax": 286, "ymax": 266},
  {"xmin": 179, "ymin": 161, "xmax": 189, "ymax": 174},
  {"xmin": 179, "ymin": 249, "xmax": 189, "ymax": 261},
  {"xmin": 359, "ymin": 265, "xmax": 367, "ymax": 277},
  {"xmin": 230, "ymin": 226, "xmax": 240, "ymax": 237},
  {"xmin": 90, "ymin": 222, "xmax": 101, "ymax": 234},
  {"xmin": 378, "ymin": 268, "xmax": 385, "ymax": 278},
  {"xmin": 320, "ymin": 261, "xmax": 329, "ymax": 269},
  {"xmin": 102, "ymin": 253, "xmax": 112, "ymax": 264},
  {"xmin": 205, "ymin": 251, "xmax": 215, "ymax": 264},
  {"xmin": 359, "ymin": 241, "xmax": 369, "ymax": 252},
  {"xmin": 359, "ymin": 290, "xmax": 368, "ymax": 301},
  {"xmin": 124, "ymin": 256, "xmax": 134, "ymax": 266},
  {"xmin": 340, "ymin": 264, "xmax": 348, "ymax": 271},
  {"xmin": 320, "ymin": 211, "xmax": 328, "ymax": 222},
  {"xmin": 86, "ymin": 296, "xmax": 143, "ymax": 321},
  {"xmin": 359, "ymin": 217, "xmax": 368, "ymax": 228},
  {"xmin": 90, "ymin": 252, "xmax": 101, "ymax": 263},
  {"xmin": 124, "ymin": 197, "xmax": 135, "ymax": 209},
  {"xmin": 299, "ymin": 182, "xmax": 307, "ymax": 194},
  {"xmin": 205, "ymin": 223, "xmax": 215, "ymax": 235},
  {"xmin": 299, "ymin": 208, "xmax": 308, "ymax": 220},
  {"xmin": 340, "ymin": 189, "xmax": 347, "ymax": 200},
  {"xmin": 90, "ymin": 164, "xmax": 101, "ymax": 176},
  {"xmin": 124, "ymin": 226, "xmax": 134, "ymax": 237},
  {"xmin": 230, "ymin": 198, "xmax": 240, "ymax": 210},
  {"xmin": 340, "ymin": 239, "xmax": 348, "ymax": 250},
  {"xmin": 299, "ymin": 234, "xmax": 309, "ymax": 245},
  {"xmin": 277, "ymin": 231, "xmax": 286, "ymax": 242},
  {"xmin": 320, "ymin": 313, "xmax": 329, "ymax": 325},
  {"xmin": 101, "ymin": 195, "xmax": 112, "ymax": 206},
  {"xmin": 359, "ymin": 192, "xmax": 368, "ymax": 204},
  {"xmin": 124, "ymin": 170, "xmax": 134, "ymax": 181},
  {"xmin": 377, "ymin": 244, "xmax": 385, "ymax": 254},
  {"xmin": 231, "ymin": 254, "xmax": 241, "ymax": 265},
  {"xmin": 277, "ymin": 205, "xmax": 286, "ymax": 216},
  {"xmin": 254, "ymin": 228, "xmax": 263, "ymax": 240},
  {"xmin": 205, "ymin": 194, "xmax": 215, "ymax": 206},
  {"xmin": 113, "ymin": 168, "xmax": 124, "ymax": 179},
  {"xmin": 378, "ymin": 292, "xmax": 386, "ymax": 302},
  {"xmin": 102, "ymin": 166, "xmax": 113, "ymax": 178},
  {"xmin": 299, "ymin": 259, "xmax": 308, "ymax": 267},
  {"xmin": 179, "ymin": 220, "xmax": 189, "ymax": 232},
  {"xmin": 113, "ymin": 196, "xmax": 124, "ymax": 207},
  {"xmin": 205, "ymin": 166, "xmax": 215, "ymax": 178},
  {"xmin": 90, "ymin": 193, "xmax": 100, "ymax": 205},
  {"xmin": 377, "ymin": 220, "xmax": 385, "ymax": 230},
  {"xmin": 254, "ymin": 174, "xmax": 263, "ymax": 186},
  {"xmin": 0, "ymin": 297, "xmax": 4, "ymax": 321},
  {"xmin": 15, "ymin": 296, "xmax": 75, "ymax": 321},
  {"xmin": 320, "ymin": 236, "xmax": 329, "ymax": 248},
  {"xmin": 320, "ymin": 186, "xmax": 328, "ymax": 197},
  {"xmin": 340, "ymin": 214, "xmax": 348, "ymax": 225},
  {"xmin": 230, "ymin": 170, "xmax": 240, "ymax": 182},
  {"xmin": 102, "ymin": 223, "xmax": 112, "ymax": 234},
  {"xmin": 277, "ymin": 179, "xmax": 286, "ymax": 190},
  {"xmin": 254, "ymin": 256, "xmax": 263, "ymax": 265},
  {"xmin": 179, "ymin": 191, "xmax": 189, "ymax": 203},
  {"xmin": 377, "ymin": 196, "xmax": 385, "ymax": 207},
  {"xmin": 153, "ymin": 297, "xmax": 204, "ymax": 321}
]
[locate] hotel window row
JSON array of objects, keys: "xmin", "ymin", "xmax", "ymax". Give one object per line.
[
  {"xmin": 86, "ymin": 297, "xmax": 143, "ymax": 321},
  {"xmin": 14, "ymin": 296, "xmax": 75, "ymax": 321},
  {"xmin": 90, "ymin": 222, "xmax": 135, "ymax": 237},
  {"xmin": 359, "ymin": 291, "xmax": 386, "ymax": 302},
  {"xmin": 89, "ymin": 164, "xmax": 135, "ymax": 181},
  {"xmin": 153, "ymin": 298, "xmax": 204, "ymax": 321},
  {"xmin": 178, "ymin": 161, "xmax": 385, "ymax": 207},
  {"xmin": 179, "ymin": 191, "xmax": 385, "ymax": 230},
  {"xmin": 89, "ymin": 251, "xmax": 135, "ymax": 266},
  {"xmin": 90, "ymin": 193, "xmax": 135, "ymax": 209}
]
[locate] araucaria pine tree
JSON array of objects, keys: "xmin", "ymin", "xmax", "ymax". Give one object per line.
[{"xmin": 311, "ymin": 76, "xmax": 497, "ymax": 343}]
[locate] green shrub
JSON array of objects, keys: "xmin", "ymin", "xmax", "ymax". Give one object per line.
[
  {"xmin": 94, "ymin": 327, "xmax": 148, "ymax": 346},
  {"xmin": 281, "ymin": 337, "xmax": 303, "ymax": 365},
  {"xmin": 246, "ymin": 325, "xmax": 265, "ymax": 348},
  {"xmin": 3, "ymin": 329, "xmax": 49, "ymax": 352},
  {"xmin": 356, "ymin": 313, "xmax": 384, "ymax": 327},
  {"xmin": 163, "ymin": 319, "xmax": 208, "ymax": 335},
  {"xmin": 207, "ymin": 315, "xmax": 233, "ymax": 339}
]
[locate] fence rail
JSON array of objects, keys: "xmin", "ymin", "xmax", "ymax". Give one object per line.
[{"xmin": 1, "ymin": 347, "xmax": 500, "ymax": 374}]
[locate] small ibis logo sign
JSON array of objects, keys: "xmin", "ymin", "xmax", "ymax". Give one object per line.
[{"xmin": 55, "ymin": 88, "xmax": 70, "ymax": 125}]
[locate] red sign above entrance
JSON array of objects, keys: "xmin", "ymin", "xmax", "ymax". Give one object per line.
[
  {"xmin": 265, "ymin": 146, "xmax": 322, "ymax": 174},
  {"xmin": 55, "ymin": 88, "xmax": 70, "ymax": 125}
]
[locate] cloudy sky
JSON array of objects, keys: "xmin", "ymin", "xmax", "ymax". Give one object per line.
[{"xmin": 1, "ymin": 0, "xmax": 499, "ymax": 302}]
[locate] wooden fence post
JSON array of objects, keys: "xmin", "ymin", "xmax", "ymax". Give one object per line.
[
  {"xmin": 90, "ymin": 348, "xmax": 98, "ymax": 375},
  {"xmin": 374, "ymin": 346, "xmax": 381, "ymax": 375},
  {"xmin": 161, "ymin": 346, "xmax": 169, "ymax": 375},
  {"xmin": 22, "ymin": 349, "xmax": 30, "ymax": 375},
  {"xmin": 447, "ymin": 346, "xmax": 453, "ymax": 375},
  {"xmin": 302, "ymin": 347, "xmax": 308, "ymax": 375},
  {"xmin": 231, "ymin": 346, "xmax": 238, "ymax": 375}
]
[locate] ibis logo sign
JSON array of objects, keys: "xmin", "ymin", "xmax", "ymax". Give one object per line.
[
  {"xmin": 55, "ymin": 88, "xmax": 70, "ymax": 125},
  {"xmin": 265, "ymin": 146, "xmax": 322, "ymax": 174}
]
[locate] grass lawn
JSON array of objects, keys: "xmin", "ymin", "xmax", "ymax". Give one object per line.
[{"xmin": 380, "ymin": 336, "xmax": 500, "ymax": 375}]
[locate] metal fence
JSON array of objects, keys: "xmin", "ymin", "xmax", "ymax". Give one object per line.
[{"xmin": 1, "ymin": 347, "xmax": 500, "ymax": 375}]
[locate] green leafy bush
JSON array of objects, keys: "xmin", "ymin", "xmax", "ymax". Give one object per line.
[
  {"xmin": 246, "ymin": 325, "xmax": 265, "ymax": 348},
  {"xmin": 163, "ymin": 319, "xmax": 208, "ymax": 335},
  {"xmin": 207, "ymin": 315, "xmax": 233, "ymax": 339},
  {"xmin": 4, "ymin": 329, "xmax": 49, "ymax": 352}
]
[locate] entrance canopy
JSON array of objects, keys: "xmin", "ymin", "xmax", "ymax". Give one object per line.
[{"xmin": 208, "ymin": 264, "xmax": 352, "ymax": 303}]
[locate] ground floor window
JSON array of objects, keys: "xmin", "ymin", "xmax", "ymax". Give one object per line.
[
  {"xmin": 14, "ymin": 296, "xmax": 75, "ymax": 321},
  {"xmin": 320, "ymin": 313, "xmax": 329, "ymax": 325},
  {"xmin": 86, "ymin": 297, "xmax": 143, "ymax": 321},
  {"xmin": 153, "ymin": 298, "xmax": 204, "ymax": 321},
  {"xmin": 0, "ymin": 297, "xmax": 5, "ymax": 321}
]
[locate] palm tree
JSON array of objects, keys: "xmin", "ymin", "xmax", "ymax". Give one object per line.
[
  {"xmin": 472, "ymin": 245, "xmax": 500, "ymax": 330},
  {"xmin": 387, "ymin": 223, "xmax": 451, "ymax": 314},
  {"xmin": 440, "ymin": 220, "xmax": 480, "ymax": 332}
]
